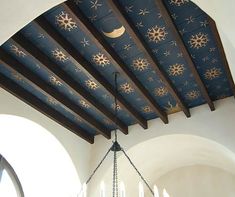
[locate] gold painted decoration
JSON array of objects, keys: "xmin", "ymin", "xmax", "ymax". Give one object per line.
[
  {"xmin": 11, "ymin": 71, "xmax": 24, "ymax": 82},
  {"xmin": 79, "ymin": 100, "xmax": 90, "ymax": 108},
  {"xmin": 120, "ymin": 83, "xmax": 134, "ymax": 94},
  {"xmin": 111, "ymin": 103, "xmax": 122, "ymax": 111},
  {"xmin": 47, "ymin": 96, "xmax": 59, "ymax": 105},
  {"xmin": 52, "ymin": 49, "xmax": 69, "ymax": 62},
  {"xmin": 142, "ymin": 106, "xmax": 153, "ymax": 113},
  {"xmin": 102, "ymin": 26, "xmax": 126, "ymax": 39},
  {"xmin": 170, "ymin": 0, "xmax": 189, "ymax": 6},
  {"xmin": 92, "ymin": 52, "xmax": 110, "ymax": 67},
  {"xmin": 168, "ymin": 63, "xmax": 185, "ymax": 76},
  {"xmin": 75, "ymin": 116, "xmax": 83, "ymax": 122},
  {"xmin": 90, "ymin": 0, "xmax": 102, "ymax": 10},
  {"xmin": 186, "ymin": 90, "xmax": 200, "ymax": 100},
  {"xmin": 154, "ymin": 86, "xmax": 168, "ymax": 97},
  {"xmin": 139, "ymin": 8, "xmax": 150, "ymax": 16},
  {"xmin": 10, "ymin": 45, "xmax": 26, "ymax": 57},
  {"xmin": 204, "ymin": 67, "xmax": 222, "ymax": 80},
  {"xmin": 85, "ymin": 79, "xmax": 99, "ymax": 90},
  {"xmin": 103, "ymin": 118, "xmax": 113, "ymax": 126},
  {"xmin": 49, "ymin": 76, "xmax": 63, "ymax": 86},
  {"xmin": 55, "ymin": 11, "xmax": 77, "ymax": 31},
  {"xmin": 147, "ymin": 26, "xmax": 168, "ymax": 43},
  {"xmin": 164, "ymin": 102, "xmax": 181, "ymax": 114},
  {"xmin": 132, "ymin": 58, "xmax": 149, "ymax": 71},
  {"xmin": 189, "ymin": 33, "xmax": 209, "ymax": 49}
]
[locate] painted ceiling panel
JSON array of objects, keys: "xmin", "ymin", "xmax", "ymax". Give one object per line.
[{"xmin": 0, "ymin": 0, "xmax": 234, "ymax": 143}]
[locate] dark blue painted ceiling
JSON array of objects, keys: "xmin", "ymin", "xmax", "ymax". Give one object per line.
[{"xmin": 0, "ymin": 0, "xmax": 234, "ymax": 143}]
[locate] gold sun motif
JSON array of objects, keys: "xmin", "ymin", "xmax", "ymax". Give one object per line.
[
  {"xmin": 55, "ymin": 11, "xmax": 77, "ymax": 31},
  {"xmin": 168, "ymin": 63, "xmax": 185, "ymax": 76},
  {"xmin": 154, "ymin": 87, "xmax": 168, "ymax": 97},
  {"xmin": 204, "ymin": 67, "xmax": 222, "ymax": 80},
  {"xmin": 164, "ymin": 101, "xmax": 181, "ymax": 114},
  {"xmin": 189, "ymin": 33, "xmax": 209, "ymax": 49},
  {"xmin": 79, "ymin": 100, "xmax": 90, "ymax": 108},
  {"xmin": 111, "ymin": 103, "xmax": 122, "ymax": 111},
  {"xmin": 92, "ymin": 53, "xmax": 110, "ymax": 67},
  {"xmin": 49, "ymin": 76, "xmax": 62, "ymax": 86},
  {"xmin": 186, "ymin": 90, "xmax": 200, "ymax": 100},
  {"xmin": 47, "ymin": 97, "xmax": 58, "ymax": 105},
  {"xmin": 132, "ymin": 58, "xmax": 149, "ymax": 71},
  {"xmin": 52, "ymin": 49, "xmax": 69, "ymax": 62},
  {"xmin": 10, "ymin": 45, "xmax": 26, "ymax": 57},
  {"xmin": 11, "ymin": 71, "xmax": 24, "ymax": 82},
  {"xmin": 170, "ymin": 0, "xmax": 189, "ymax": 6},
  {"xmin": 120, "ymin": 83, "xmax": 134, "ymax": 94},
  {"xmin": 147, "ymin": 26, "xmax": 168, "ymax": 43},
  {"xmin": 142, "ymin": 106, "xmax": 153, "ymax": 113},
  {"xmin": 85, "ymin": 79, "xmax": 99, "ymax": 90}
]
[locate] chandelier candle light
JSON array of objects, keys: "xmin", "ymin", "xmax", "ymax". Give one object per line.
[{"xmin": 78, "ymin": 73, "xmax": 170, "ymax": 197}]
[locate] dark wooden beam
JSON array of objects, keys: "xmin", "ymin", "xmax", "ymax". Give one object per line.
[
  {"xmin": 208, "ymin": 17, "xmax": 235, "ymax": 97},
  {"xmin": 11, "ymin": 34, "xmax": 128, "ymax": 135},
  {"xmin": 0, "ymin": 50, "xmax": 111, "ymax": 139},
  {"xmin": 34, "ymin": 18, "xmax": 148, "ymax": 129},
  {"xmin": 159, "ymin": 0, "xmax": 215, "ymax": 111},
  {"xmin": 0, "ymin": 73, "xmax": 94, "ymax": 144},
  {"xmin": 107, "ymin": 0, "xmax": 190, "ymax": 117},
  {"xmin": 63, "ymin": 1, "xmax": 168, "ymax": 124}
]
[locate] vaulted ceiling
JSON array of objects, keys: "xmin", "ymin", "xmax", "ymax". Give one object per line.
[{"xmin": 0, "ymin": 0, "xmax": 234, "ymax": 143}]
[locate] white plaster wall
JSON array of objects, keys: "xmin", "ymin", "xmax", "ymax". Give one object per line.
[
  {"xmin": 0, "ymin": 88, "xmax": 92, "ymax": 183},
  {"xmin": 155, "ymin": 165, "xmax": 235, "ymax": 197}
]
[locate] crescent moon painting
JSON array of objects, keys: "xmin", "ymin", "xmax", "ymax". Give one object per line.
[{"xmin": 102, "ymin": 26, "xmax": 126, "ymax": 38}]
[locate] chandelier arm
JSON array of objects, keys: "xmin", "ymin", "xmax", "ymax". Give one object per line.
[
  {"xmin": 121, "ymin": 149, "xmax": 154, "ymax": 196},
  {"xmin": 77, "ymin": 147, "xmax": 112, "ymax": 197}
]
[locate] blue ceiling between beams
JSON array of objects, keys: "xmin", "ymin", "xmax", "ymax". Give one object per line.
[{"xmin": 0, "ymin": 0, "xmax": 233, "ymax": 138}]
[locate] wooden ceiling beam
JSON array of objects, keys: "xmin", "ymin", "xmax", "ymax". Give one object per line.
[
  {"xmin": 108, "ymin": 0, "xmax": 190, "ymax": 117},
  {"xmin": 0, "ymin": 73, "xmax": 94, "ymax": 144},
  {"xmin": 158, "ymin": 0, "xmax": 215, "ymax": 111},
  {"xmin": 208, "ymin": 17, "xmax": 235, "ymax": 97},
  {"xmin": 64, "ymin": 1, "xmax": 168, "ymax": 124},
  {"xmin": 11, "ymin": 34, "xmax": 128, "ymax": 135},
  {"xmin": 34, "ymin": 17, "xmax": 148, "ymax": 129},
  {"xmin": 0, "ymin": 49, "xmax": 111, "ymax": 139}
]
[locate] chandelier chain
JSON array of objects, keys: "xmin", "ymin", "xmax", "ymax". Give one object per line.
[
  {"xmin": 112, "ymin": 150, "xmax": 119, "ymax": 197},
  {"xmin": 114, "ymin": 72, "xmax": 119, "ymax": 142}
]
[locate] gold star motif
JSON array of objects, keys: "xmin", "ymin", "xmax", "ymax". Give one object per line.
[
  {"xmin": 90, "ymin": 0, "xmax": 102, "ymax": 10},
  {"xmin": 125, "ymin": 5, "xmax": 133, "ymax": 13},
  {"xmin": 79, "ymin": 100, "xmax": 90, "ymax": 108},
  {"xmin": 52, "ymin": 49, "xmax": 69, "ymax": 62},
  {"xmin": 111, "ymin": 103, "xmax": 122, "ymax": 111},
  {"xmin": 139, "ymin": 8, "xmax": 150, "ymax": 16},
  {"xmin": 186, "ymin": 16, "xmax": 195, "ymax": 24},
  {"xmin": 81, "ymin": 38, "xmax": 90, "ymax": 47},
  {"xmin": 10, "ymin": 45, "xmax": 26, "ymax": 57},
  {"xmin": 204, "ymin": 68, "xmax": 222, "ymax": 80},
  {"xmin": 124, "ymin": 44, "xmax": 132, "ymax": 51},
  {"xmin": 200, "ymin": 20, "xmax": 209, "ymax": 27},
  {"xmin": 189, "ymin": 32, "xmax": 209, "ymax": 49},
  {"xmin": 85, "ymin": 79, "xmax": 99, "ymax": 90},
  {"xmin": 120, "ymin": 83, "xmax": 134, "ymax": 94},
  {"xmin": 168, "ymin": 63, "xmax": 185, "ymax": 76},
  {"xmin": 55, "ymin": 11, "xmax": 77, "ymax": 31},
  {"xmin": 142, "ymin": 106, "xmax": 153, "ymax": 113},
  {"xmin": 132, "ymin": 58, "xmax": 149, "ymax": 71},
  {"xmin": 136, "ymin": 22, "xmax": 144, "ymax": 29},
  {"xmin": 154, "ymin": 87, "xmax": 168, "ymax": 97},
  {"xmin": 49, "ymin": 76, "xmax": 63, "ymax": 86},
  {"xmin": 47, "ymin": 97, "xmax": 58, "ymax": 105},
  {"xmin": 170, "ymin": 0, "xmax": 189, "ymax": 6},
  {"xmin": 186, "ymin": 90, "xmax": 200, "ymax": 100},
  {"xmin": 164, "ymin": 102, "xmax": 181, "ymax": 114},
  {"xmin": 11, "ymin": 71, "xmax": 24, "ymax": 82},
  {"xmin": 92, "ymin": 52, "xmax": 110, "ymax": 67},
  {"xmin": 88, "ymin": 15, "xmax": 97, "ymax": 22},
  {"xmin": 147, "ymin": 26, "xmax": 168, "ymax": 43}
]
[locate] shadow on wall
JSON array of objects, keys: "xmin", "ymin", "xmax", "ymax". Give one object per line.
[
  {"xmin": 87, "ymin": 134, "xmax": 235, "ymax": 196},
  {"xmin": 0, "ymin": 114, "xmax": 81, "ymax": 197}
]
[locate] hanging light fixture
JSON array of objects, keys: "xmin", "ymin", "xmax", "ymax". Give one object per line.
[{"xmin": 77, "ymin": 73, "xmax": 167, "ymax": 197}]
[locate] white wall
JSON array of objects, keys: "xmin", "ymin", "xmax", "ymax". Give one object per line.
[{"xmin": 155, "ymin": 165, "xmax": 235, "ymax": 197}]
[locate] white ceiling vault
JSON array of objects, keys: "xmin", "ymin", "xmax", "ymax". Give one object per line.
[{"xmin": 0, "ymin": 0, "xmax": 234, "ymax": 80}]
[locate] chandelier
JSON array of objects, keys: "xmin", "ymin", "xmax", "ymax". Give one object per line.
[{"xmin": 78, "ymin": 73, "xmax": 170, "ymax": 197}]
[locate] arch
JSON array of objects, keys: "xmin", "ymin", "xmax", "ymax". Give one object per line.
[
  {"xmin": 88, "ymin": 134, "xmax": 235, "ymax": 196},
  {"xmin": 0, "ymin": 114, "xmax": 81, "ymax": 197}
]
